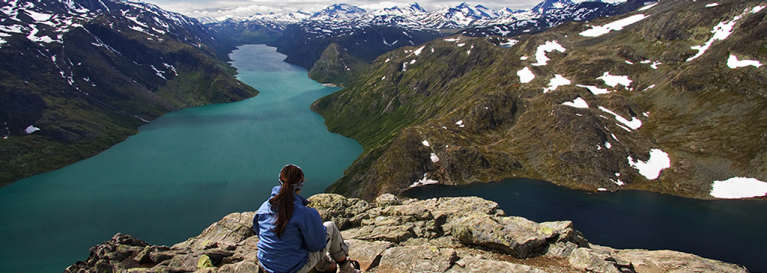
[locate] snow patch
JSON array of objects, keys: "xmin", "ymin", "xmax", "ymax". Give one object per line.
[
  {"xmin": 628, "ymin": 149, "xmax": 670, "ymax": 180},
  {"xmin": 705, "ymin": 3, "xmax": 719, "ymax": 7},
  {"xmin": 422, "ymin": 140, "xmax": 430, "ymax": 147},
  {"xmin": 562, "ymin": 97, "xmax": 589, "ymax": 108},
  {"xmin": 605, "ymin": 141, "xmax": 612, "ymax": 149},
  {"xmin": 517, "ymin": 67, "xmax": 535, "ymax": 83},
  {"xmin": 25, "ymin": 10, "xmax": 53, "ymax": 22},
  {"xmin": 597, "ymin": 71, "xmax": 632, "ymax": 88},
  {"xmin": 520, "ymin": 56, "xmax": 528, "ymax": 60},
  {"xmin": 727, "ymin": 55, "xmax": 762, "ymax": 68},
  {"xmin": 687, "ymin": 9, "xmax": 750, "ymax": 61},
  {"xmin": 410, "ymin": 173, "xmax": 439, "ymax": 188},
  {"xmin": 25, "ymin": 125, "xmax": 40, "ymax": 134},
  {"xmin": 455, "ymin": 120, "xmax": 465, "ymax": 127},
  {"xmin": 430, "ymin": 153, "xmax": 440, "ymax": 163},
  {"xmin": 150, "ymin": 65, "xmax": 166, "ymax": 79},
  {"xmin": 499, "ymin": 39, "xmax": 518, "ymax": 48},
  {"xmin": 638, "ymin": 3, "xmax": 658, "ymax": 11},
  {"xmin": 543, "ymin": 74, "xmax": 571, "ymax": 93},
  {"xmin": 580, "ymin": 14, "xmax": 647, "ymax": 37},
  {"xmin": 531, "ymin": 40, "xmax": 566, "ymax": 66},
  {"xmin": 413, "ymin": 46, "xmax": 425, "ymax": 56},
  {"xmin": 710, "ymin": 177, "xmax": 767, "ymax": 199},
  {"xmin": 599, "ymin": 106, "xmax": 642, "ymax": 130},
  {"xmin": 163, "ymin": 63, "xmax": 178, "ymax": 76},
  {"xmin": 576, "ymin": 84, "xmax": 610, "ymax": 95}
]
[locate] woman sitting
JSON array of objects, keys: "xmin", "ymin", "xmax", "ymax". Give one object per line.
[{"xmin": 253, "ymin": 164, "xmax": 360, "ymax": 273}]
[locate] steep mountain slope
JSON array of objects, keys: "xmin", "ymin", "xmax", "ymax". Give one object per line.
[
  {"xmin": 0, "ymin": 0, "xmax": 258, "ymax": 185},
  {"xmin": 312, "ymin": 0, "xmax": 767, "ymax": 200}
]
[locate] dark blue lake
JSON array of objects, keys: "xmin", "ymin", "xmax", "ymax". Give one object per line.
[{"xmin": 404, "ymin": 178, "xmax": 767, "ymax": 272}]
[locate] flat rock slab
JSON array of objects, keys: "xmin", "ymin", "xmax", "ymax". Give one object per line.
[
  {"xmin": 346, "ymin": 239, "xmax": 395, "ymax": 271},
  {"xmin": 378, "ymin": 246, "xmax": 458, "ymax": 273}
]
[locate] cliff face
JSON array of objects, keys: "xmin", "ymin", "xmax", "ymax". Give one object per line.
[{"xmin": 65, "ymin": 194, "xmax": 748, "ymax": 273}]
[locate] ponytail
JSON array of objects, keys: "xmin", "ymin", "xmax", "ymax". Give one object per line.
[{"xmin": 269, "ymin": 164, "xmax": 304, "ymax": 239}]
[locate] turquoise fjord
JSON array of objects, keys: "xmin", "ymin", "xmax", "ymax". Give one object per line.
[{"xmin": 0, "ymin": 44, "xmax": 362, "ymax": 273}]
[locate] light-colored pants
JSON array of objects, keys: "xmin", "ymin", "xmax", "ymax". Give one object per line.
[{"xmin": 297, "ymin": 221, "xmax": 349, "ymax": 273}]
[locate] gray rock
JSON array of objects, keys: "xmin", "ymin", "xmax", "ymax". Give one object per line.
[
  {"xmin": 217, "ymin": 261, "xmax": 259, "ymax": 273},
  {"xmin": 346, "ymin": 239, "xmax": 395, "ymax": 271},
  {"xmin": 568, "ymin": 247, "xmax": 622, "ymax": 273},
  {"xmin": 378, "ymin": 246, "xmax": 458, "ymax": 273},
  {"xmin": 449, "ymin": 213, "xmax": 552, "ymax": 258},
  {"xmin": 448, "ymin": 257, "xmax": 548, "ymax": 273},
  {"xmin": 66, "ymin": 194, "xmax": 749, "ymax": 273},
  {"xmin": 308, "ymin": 194, "xmax": 371, "ymax": 229},
  {"xmin": 608, "ymin": 248, "xmax": 749, "ymax": 273},
  {"xmin": 375, "ymin": 193, "xmax": 403, "ymax": 207}
]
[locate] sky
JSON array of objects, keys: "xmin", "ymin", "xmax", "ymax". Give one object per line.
[{"xmin": 140, "ymin": 0, "xmax": 612, "ymax": 20}]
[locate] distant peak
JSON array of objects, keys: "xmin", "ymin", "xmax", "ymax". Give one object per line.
[
  {"xmin": 532, "ymin": 0, "xmax": 576, "ymax": 13},
  {"xmin": 409, "ymin": 3, "xmax": 427, "ymax": 12},
  {"xmin": 312, "ymin": 3, "xmax": 366, "ymax": 18}
]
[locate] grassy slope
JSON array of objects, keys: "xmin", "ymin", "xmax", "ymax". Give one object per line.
[{"xmin": 313, "ymin": 0, "xmax": 767, "ymax": 200}]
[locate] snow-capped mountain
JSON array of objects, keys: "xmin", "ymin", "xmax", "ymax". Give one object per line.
[
  {"xmin": 207, "ymin": 0, "xmax": 649, "ymax": 86},
  {"xmin": 206, "ymin": 1, "xmax": 623, "ymax": 31},
  {"xmin": 311, "ymin": 3, "xmax": 367, "ymax": 20},
  {"xmin": 532, "ymin": 0, "xmax": 576, "ymax": 14}
]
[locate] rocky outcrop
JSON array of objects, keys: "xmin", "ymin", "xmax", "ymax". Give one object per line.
[{"xmin": 65, "ymin": 194, "xmax": 749, "ymax": 273}]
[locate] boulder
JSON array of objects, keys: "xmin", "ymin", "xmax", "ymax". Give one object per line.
[
  {"xmin": 308, "ymin": 193, "xmax": 371, "ymax": 229},
  {"xmin": 375, "ymin": 193, "xmax": 403, "ymax": 207}
]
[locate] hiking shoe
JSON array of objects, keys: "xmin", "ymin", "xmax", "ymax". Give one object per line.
[{"xmin": 338, "ymin": 258, "xmax": 361, "ymax": 273}]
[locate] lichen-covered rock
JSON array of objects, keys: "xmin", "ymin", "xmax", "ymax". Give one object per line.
[
  {"xmin": 448, "ymin": 257, "xmax": 547, "ymax": 273},
  {"xmin": 568, "ymin": 247, "xmax": 622, "ymax": 273},
  {"xmin": 308, "ymin": 193, "xmax": 371, "ymax": 229},
  {"xmin": 377, "ymin": 246, "xmax": 458, "ymax": 273},
  {"xmin": 375, "ymin": 193, "xmax": 403, "ymax": 207},
  {"xmin": 346, "ymin": 239, "xmax": 395, "ymax": 271},
  {"xmin": 66, "ymin": 194, "xmax": 749, "ymax": 273},
  {"xmin": 448, "ymin": 213, "xmax": 557, "ymax": 258},
  {"xmin": 601, "ymin": 246, "xmax": 749, "ymax": 273}
]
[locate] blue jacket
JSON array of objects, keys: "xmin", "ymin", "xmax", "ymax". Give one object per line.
[{"xmin": 254, "ymin": 186, "xmax": 327, "ymax": 273}]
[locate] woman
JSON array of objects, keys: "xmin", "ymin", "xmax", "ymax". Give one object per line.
[{"xmin": 253, "ymin": 164, "xmax": 360, "ymax": 273}]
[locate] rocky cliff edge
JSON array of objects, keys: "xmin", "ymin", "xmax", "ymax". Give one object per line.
[{"xmin": 65, "ymin": 194, "xmax": 748, "ymax": 273}]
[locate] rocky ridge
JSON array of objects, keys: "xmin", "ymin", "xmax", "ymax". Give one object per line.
[{"xmin": 65, "ymin": 194, "xmax": 748, "ymax": 273}]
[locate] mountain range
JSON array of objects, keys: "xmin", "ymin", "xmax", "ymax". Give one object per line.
[
  {"xmin": 0, "ymin": 0, "xmax": 257, "ymax": 185},
  {"xmin": 207, "ymin": 0, "xmax": 646, "ymax": 86}
]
